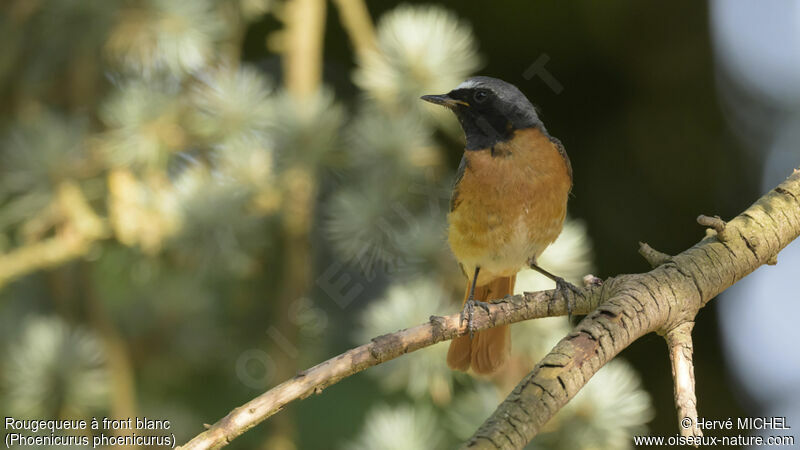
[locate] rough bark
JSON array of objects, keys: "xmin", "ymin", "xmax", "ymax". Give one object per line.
[
  {"xmin": 464, "ymin": 170, "xmax": 800, "ymax": 448},
  {"xmin": 177, "ymin": 285, "xmax": 605, "ymax": 449},
  {"xmin": 180, "ymin": 170, "xmax": 800, "ymax": 450},
  {"xmin": 665, "ymin": 322, "xmax": 701, "ymax": 440}
]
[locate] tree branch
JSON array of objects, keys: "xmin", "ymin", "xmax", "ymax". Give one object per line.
[
  {"xmin": 332, "ymin": 0, "xmax": 377, "ymax": 56},
  {"xmin": 696, "ymin": 214, "xmax": 728, "ymax": 239},
  {"xmin": 177, "ymin": 285, "xmax": 609, "ymax": 449},
  {"xmin": 665, "ymin": 321, "xmax": 700, "ymax": 441},
  {"xmin": 638, "ymin": 241, "xmax": 672, "ymax": 268},
  {"xmin": 464, "ymin": 169, "xmax": 800, "ymax": 449},
  {"xmin": 179, "ymin": 169, "xmax": 800, "ymax": 449},
  {"xmin": 283, "ymin": 0, "xmax": 326, "ymax": 100},
  {"xmin": 0, "ymin": 181, "xmax": 109, "ymax": 289}
]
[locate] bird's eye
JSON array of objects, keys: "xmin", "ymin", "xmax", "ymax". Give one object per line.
[{"xmin": 474, "ymin": 90, "xmax": 488, "ymax": 102}]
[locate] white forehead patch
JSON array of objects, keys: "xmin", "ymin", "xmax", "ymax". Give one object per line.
[{"xmin": 455, "ymin": 79, "xmax": 482, "ymax": 90}]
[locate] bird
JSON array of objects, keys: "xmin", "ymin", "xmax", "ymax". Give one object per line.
[{"xmin": 421, "ymin": 76, "xmax": 577, "ymax": 375}]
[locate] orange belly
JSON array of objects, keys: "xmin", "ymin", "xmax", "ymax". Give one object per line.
[{"xmin": 448, "ymin": 128, "xmax": 571, "ymax": 286}]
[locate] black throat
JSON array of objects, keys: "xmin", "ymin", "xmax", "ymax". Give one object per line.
[
  {"xmin": 459, "ymin": 112, "xmax": 515, "ymax": 150},
  {"xmin": 452, "ymin": 99, "xmax": 541, "ymax": 151},
  {"xmin": 438, "ymin": 78, "xmax": 543, "ymax": 151}
]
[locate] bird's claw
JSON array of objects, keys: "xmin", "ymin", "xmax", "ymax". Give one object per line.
[
  {"xmin": 554, "ymin": 277, "xmax": 582, "ymax": 322},
  {"xmin": 460, "ymin": 298, "xmax": 491, "ymax": 339}
]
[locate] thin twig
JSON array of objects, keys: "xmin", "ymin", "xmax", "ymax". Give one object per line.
[
  {"xmin": 638, "ymin": 241, "xmax": 672, "ymax": 267},
  {"xmin": 664, "ymin": 322, "xmax": 701, "ymax": 443},
  {"xmin": 697, "ymin": 214, "xmax": 727, "ymax": 239},
  {"xmin": 176, "ymin": 286, "xmax": 606, "ymax": 450}
]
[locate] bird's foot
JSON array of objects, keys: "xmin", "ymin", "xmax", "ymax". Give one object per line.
[
  {"xmin": 460, "ymin": 297, "xmax": 491, "ymax": 339},
  {"xmin": 528, "ymin": 261, "xmax": 583, "ymax": 322},
  {"xmin": 553, "ymin": 276, "xmax": 582, "ymax": 322}
]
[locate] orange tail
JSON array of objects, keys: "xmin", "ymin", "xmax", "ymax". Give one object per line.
[{"xmin": 447, "ymin": 275, "xmax": 515, "ymax": 375}]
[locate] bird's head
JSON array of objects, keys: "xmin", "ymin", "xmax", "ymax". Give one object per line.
[{"xmin": 421, "ymin": 76, "xmax": 542, "ymax": 150}]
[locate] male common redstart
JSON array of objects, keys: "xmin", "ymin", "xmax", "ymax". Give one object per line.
[{"xmin": 422, "ymin": 76, "xmax": 576, "ymax": 375}]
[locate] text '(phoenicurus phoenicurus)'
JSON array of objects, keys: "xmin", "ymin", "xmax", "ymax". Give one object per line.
[{"xmin": 422, "ymin": 76, "xmax": 578, "ymax": 375}]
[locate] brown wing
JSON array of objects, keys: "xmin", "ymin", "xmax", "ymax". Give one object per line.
[
  {"xmin": 547, "ymin": 135, "xmax": 573, "ymax": 183},
  {"xmin": 450, "ymin": 155, "xmax": 468, "ymax": 212}
]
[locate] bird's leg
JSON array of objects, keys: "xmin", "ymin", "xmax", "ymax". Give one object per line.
[
  {"xmin": 529, "ymin": 262, "xmax": 582, "ymax": 321},
  {"xmin": 461, "ymin": 266, "xmax": 491, "ymax": 339}
]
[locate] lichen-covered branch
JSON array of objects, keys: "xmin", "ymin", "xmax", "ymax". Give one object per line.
[{"xmin": 464, "ymin": 169, "xmax": 800, "ymax": 449}]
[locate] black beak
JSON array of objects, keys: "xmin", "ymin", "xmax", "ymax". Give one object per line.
[{"xmin": 420, "ymin": 94, "xmax": 469, "ymax": 108}]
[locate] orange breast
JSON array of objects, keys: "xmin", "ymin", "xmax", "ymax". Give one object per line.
[{"xmin": 448, "ymin": 127, "xmax": 572, "ymax": 285}]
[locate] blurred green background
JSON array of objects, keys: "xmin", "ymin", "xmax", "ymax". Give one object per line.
[{"xmin": 0, "ymin": 0, "xmax": 765, "ymax": 449}]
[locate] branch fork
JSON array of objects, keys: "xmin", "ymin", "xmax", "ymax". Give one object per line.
[
  {"xmin": 697, "ymin": 214, "xmax": 728, "ymax": 240},
  {"xmin": 180, "ymin": 170, "xmax": 800, "ymax": 450}
]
